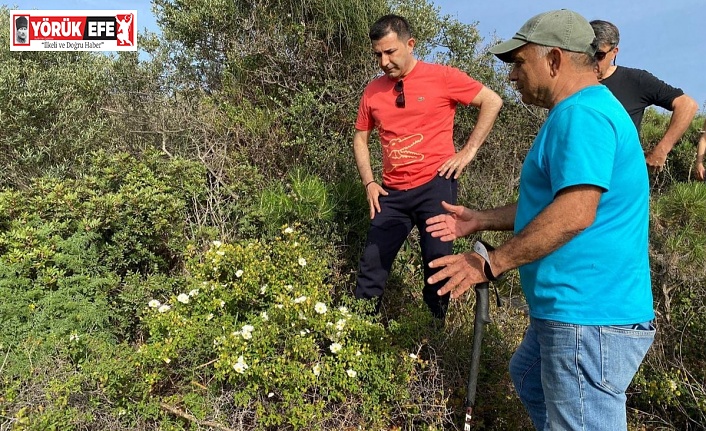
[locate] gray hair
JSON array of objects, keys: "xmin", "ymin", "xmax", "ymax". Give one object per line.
[
  {"xmin": 590, "ymin": 20, "xmax": 620, "ymax": 48},
  {"xmin": 533, "ymin": 44, "xmax": 596, "ymax": 69}
]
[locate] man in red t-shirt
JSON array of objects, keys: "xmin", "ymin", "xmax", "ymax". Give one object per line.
[{"xmin": 353, "ymin": 14, "xmax": 502, "ymax": 321}]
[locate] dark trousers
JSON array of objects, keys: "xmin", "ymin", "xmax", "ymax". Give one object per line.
[{"xmin": 355, "ymin": 175, "xmax": 457, "ymax": 319}]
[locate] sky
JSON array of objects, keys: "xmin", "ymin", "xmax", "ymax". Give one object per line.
[
  {"xmin": 434, "ymin": 0, "xmax": 705, "ymax": 111},
  {"xmin": 7, "ymin": 0, "xmax": 705, "ymax": 111}
]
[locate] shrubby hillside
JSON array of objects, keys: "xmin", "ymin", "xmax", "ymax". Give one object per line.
[{"xmin": 1, "ymin": 1, "xmax": 704, "ymax": 429}]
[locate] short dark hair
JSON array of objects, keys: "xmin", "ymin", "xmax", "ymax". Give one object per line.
[
  {"xmin": 590, "ymin": 20, "xmax": 620, "ymax": 48},
  {"xmin": 369, "ymin": 14, "xmax": 412, "ymax": 42}
]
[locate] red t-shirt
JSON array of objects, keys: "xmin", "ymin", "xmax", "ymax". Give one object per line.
[{"xmin": 355, "ymin": 61, "xmax": 483, "ymax": 190}]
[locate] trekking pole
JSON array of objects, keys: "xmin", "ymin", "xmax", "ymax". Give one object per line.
[{"xmin": 464, "ymin": 281, "xmax": 490, "ymax": 430}]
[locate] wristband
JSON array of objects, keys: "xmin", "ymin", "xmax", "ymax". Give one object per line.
[
  {"xmin": 365, "ymin": 181, "xmax": 375, "ymax": 189},
  {"xmin": 473, "ymin": 240, "xmax": 501, "ymax": 282}
]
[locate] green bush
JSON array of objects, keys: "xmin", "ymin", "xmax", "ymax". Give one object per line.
[
  {"xmin": 0, "ymin": 152, "xmax": 212, "ymax": 429},
  {"xmin": 0, "ymin": 8, "xmax": 116, "ymax": 188},
  {"xmin": 139, "ymin": 227, "xmax": 419, "ymax": 430},
  {"xmin": 258, "ymin": 169, "xmax": 336, "ymax": 232},
  {"xmin": 631, "ymin": 182, "xmax": 706, "ymax": 428}
]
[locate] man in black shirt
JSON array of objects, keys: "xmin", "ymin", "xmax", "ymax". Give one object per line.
[{"xmin": 590, "ymin": 20, "xmax": 698, "ymax": 172}]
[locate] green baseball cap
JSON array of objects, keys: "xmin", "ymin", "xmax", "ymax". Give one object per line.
[{"xmin": 489, "ymin": 9, "xmax": 596, "ymax": 63}]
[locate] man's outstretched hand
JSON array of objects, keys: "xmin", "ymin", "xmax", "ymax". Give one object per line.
[
  {"xmin": 428, "ymin": 252, "xmax": 486, "ymax": 299},
  {"xmin": 426, "ymin": 201, "xmax": 480, "ymax": 241}
]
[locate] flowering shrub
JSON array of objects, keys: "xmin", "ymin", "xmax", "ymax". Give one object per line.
[{"xmin": 140, "ymin": 225, "xmax": 416, "ymax": 429}]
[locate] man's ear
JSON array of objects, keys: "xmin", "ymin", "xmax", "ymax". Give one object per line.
[
  {"xmin": 612, "ymin": 46, "xmax": 619, "ymax": 65},
  {"xmin": 548, "ymin": 47, "xmax": 562, "ymax": 76},
  {"xmin": 407, "ymin": 37, "xmax": 416, "ymax": 52}
]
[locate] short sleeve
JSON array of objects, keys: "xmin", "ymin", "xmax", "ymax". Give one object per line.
[
  {"xmin": 638, "ymin": 70, "xmax": 684, "ymax": 111},
  {"xmin": 443, "ymin": 66, "xmax": 483, "ymax": 106},
  {"xmin": 546, "ymin": 105, "xmax": 616, "ymax": 195},
  {"xmin": 354, "ymin": 91, "xmax": 374, "ymax": 131}
]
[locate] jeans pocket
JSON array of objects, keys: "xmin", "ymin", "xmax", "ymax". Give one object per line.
[{"xmin": 599, "ymin": 325, "xmax": 655, "ymax": 394}]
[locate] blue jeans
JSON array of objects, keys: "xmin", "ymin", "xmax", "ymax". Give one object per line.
[{"xmin": 509, "ymin": 317, "xmax": 655, "ymax": 430}]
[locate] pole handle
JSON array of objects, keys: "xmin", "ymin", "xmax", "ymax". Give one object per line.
[{"xmin": 465, "ymin": 282, "xmax": 490, "ymax": 413}]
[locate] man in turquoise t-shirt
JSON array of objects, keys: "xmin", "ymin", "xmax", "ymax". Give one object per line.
[
  {"xmin": 424, "ymin": 10, "xmax": 655, "ymax": 431},
  {"xmin": 514, "ymin": 85, "xmax": 652, "ymax": 325}
]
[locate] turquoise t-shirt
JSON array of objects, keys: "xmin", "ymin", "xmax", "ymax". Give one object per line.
[{"xmin": 515, "ymin": 85, "xmax": 654, "ymax": 325}]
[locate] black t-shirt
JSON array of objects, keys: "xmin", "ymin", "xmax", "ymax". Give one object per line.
[{"xmin": 601, "ymin": 66, "xmax": 684, "ymax": 131}]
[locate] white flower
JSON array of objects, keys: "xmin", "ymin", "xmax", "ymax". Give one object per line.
[
  {"xmin": 355, "ymin": 351, "xmax": 362, "ymax": 356},
  {"xmin": 206, "ymin": 313, "xmax": 214, "ymax": 321},
  {"xmin": 212, "ymin": 240, "xmax": 222, "ymax": 247},
  {"xmin": 298, "ymin": 257, "xmax": 307, "ymax": 267},
  {"xmin": 314, "ymin": 302, "xmax": 327, "ymax": 314},
  {"xmin": 335, "ymin": 319, "xmax": 346, "ymax": 331},
  {"xmin": 189, "ymin": 289, "xmax": 199, "ymax": 297},
  {"xmin": 69, "ymin": 333, "xmax": 80, "ymax": 342},
  {"xmin": 260, "ymin": 312, "xmax": 269, "ymax": 321},
  {"xmin": 294, "ymin": 296, "xmax": 307, "ymax": 304},
  {"xmin": 268, "ymin": 392, "xmax": 274, "ymax": 398},
  {"xmin": 275, "ymin": 304, "xmax": 284, "ymax": 309},
  {"xmin": 299, "ymin": 330, "xmax": 307, "ymax": 336},
  {"xmin": 158, "ymin": 304, "xmax": 171, "ymax": 313},
  {"xmin": 284, "ymin": 227, "xmax": 294, "ymax": 234},
  {"xmin": 409, "ymin": 353, "xmax": 418, "ymax": 359},
  {"xmin": 338, "ymin": 306, "xmax": 350, "ymax": 315},
  {"xmin": 233, "ymin": 356, "xmax": 248, "ymax": 374},
  {"xmin": 148, "ymin": 299, "xmax": 161, "ymax": 308},
  {"xmin": 312, "ymin": 364, "xmax": 321, "ymax": 376},
  {"xmin": 163, "ymin": 357, "xmax": 171, "ymax": 364},
  {"xmin": 177, "ymin": 293, "xmax": 190, "ymax": 304},
  {"xmin": 216, "ymin": 250, "xmax": 225, "ymax": 256},
  {"xmin": 329, "ymin": 343, "xmax": 342, "ymax": 354},
  {"xmin": 260, "ymin": 285, "xmax": 267, "ymax": 295},
  {"xmin": 235, "ymin": 269, "xmax": 244, "ymax": 278},
  {"xmin": 241, "ymin": 325, "xmax": 254, "ymax": 340},
  {"xmin": 346, "ymin": 369, "xmax": 357, "ymax": 378},
  {"xmin": 219, "ymin": 300, "xmax": 225, "ymax": 308},
  {"xmin": 286, "ymin": 284, "xmax": 293, "ymax": 291}
]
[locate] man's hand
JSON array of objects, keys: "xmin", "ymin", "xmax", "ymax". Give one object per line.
[
  {"xmin": 426, "ymin": 201, "xmax": 480, "ymax": 241},
  {"xmin": 366, "ymin": 182, "xmax": 388, "ymax": 219},
  {"xmin": 645, "ymin": 94, "xmax": 698, "ymax": 173},
  {"xmin": 645, "ymin": 146, "xmax": 669, "ymax": 172},
  {"xmin": 695, "ymin": 162, "xmax": 705, "ymax": 181},
  {"xmin": 437, "ymin": 147, "xmax": 478, "ymax": 179},
  {"xmin": 428, "ymin": 252, "xmax": 487, "ymax": 299}
]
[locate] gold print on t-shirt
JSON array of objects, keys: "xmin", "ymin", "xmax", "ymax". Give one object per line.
[{"xmin": 383, "ymin": 133, "xmax": 425, "ymax": 170}]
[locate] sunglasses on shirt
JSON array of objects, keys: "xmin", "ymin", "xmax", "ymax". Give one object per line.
[{"xmin": 394, "ymin": 80, "xmax": 405, "ymax": 108}]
